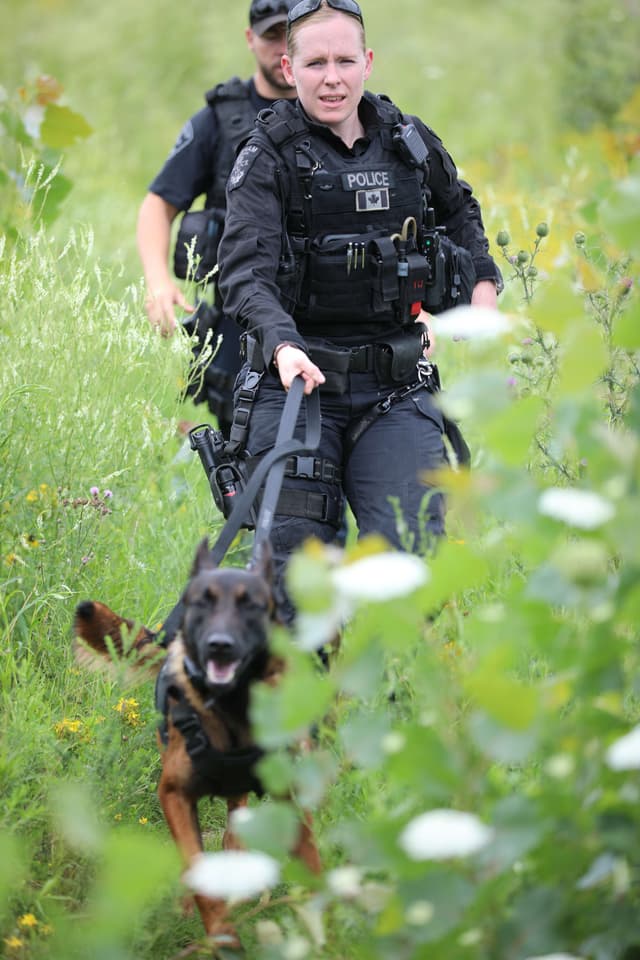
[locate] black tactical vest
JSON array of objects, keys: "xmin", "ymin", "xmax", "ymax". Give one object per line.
[
  {"xmin": 204, "ymin": 78, "xmax": 257, "ymax": 211},
  {"xmin": 256, "ymin": 93, "xmax": 431, "ymax": 330}
]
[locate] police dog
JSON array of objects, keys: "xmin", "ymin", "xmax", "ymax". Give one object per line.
[{"xmin": 74, "ymin": 538, "xmax": 321, "ymax": 952}]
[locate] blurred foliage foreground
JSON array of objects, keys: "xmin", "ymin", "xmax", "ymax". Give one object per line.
[{"xmin": 1, "ymin": 75, "xmax": 640, "ymax": 960}]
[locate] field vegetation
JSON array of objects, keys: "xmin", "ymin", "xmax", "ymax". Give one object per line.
[{"xmin": 2, "ymin": 0, "xmax": 640, "ymax": 957}]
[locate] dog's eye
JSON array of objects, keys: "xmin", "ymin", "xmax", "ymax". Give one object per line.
[
  {"xmin": 191, "ymin": 594, "xmax": 216, "ymax": 610},
  {"xmin": 239, "ymin": 594, "xmax": 268, "ymax": 613}
]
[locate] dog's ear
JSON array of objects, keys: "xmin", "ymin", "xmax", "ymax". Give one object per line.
[{"xmin": 190, "ymin": 537, "xmax": 216, "ymax": 577}]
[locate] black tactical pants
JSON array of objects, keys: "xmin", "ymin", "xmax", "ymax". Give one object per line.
[{"xmin": 244, "ymin": 367, "xmax": 447, "ymax": 619}]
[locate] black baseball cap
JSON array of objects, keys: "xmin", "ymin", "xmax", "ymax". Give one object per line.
[{"xmin": 249, "ymin": 0, "xmax": 298, "ymax": 35}]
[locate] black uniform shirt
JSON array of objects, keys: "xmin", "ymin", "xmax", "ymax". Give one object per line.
[
  {"xmin": 148, "ymin": 78, "xmax": 275, "ymax": 212},
  {"xmin": 218, "ymin": 94, "xmax": 500, "ymax": 367}
]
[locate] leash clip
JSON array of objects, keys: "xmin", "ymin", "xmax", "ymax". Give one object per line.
[{"xmin": 417, "ymin": 357, "xmax": 433, "ymax": 383}]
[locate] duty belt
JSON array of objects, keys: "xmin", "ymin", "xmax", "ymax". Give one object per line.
[{"xmin": 347, "ymin": 343, "xmax": 388, "ymax": 373}]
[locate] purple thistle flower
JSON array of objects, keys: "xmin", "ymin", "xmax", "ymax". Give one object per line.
[
  {"xmin": 90, "ymin": 486, "xmax": 99, "ymax": 497},
  {"xmin": 104, "ymin": 489, "xmax": 113, "ymax": 499}
]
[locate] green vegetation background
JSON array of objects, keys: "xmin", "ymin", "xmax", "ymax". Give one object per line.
[
  {"xmin": 5, "ymin": 0, "xmax": 638, "ymax": 268},
  {"xmin": 2, "ymin": 1, "xmax": 640, "ymax": 958}
]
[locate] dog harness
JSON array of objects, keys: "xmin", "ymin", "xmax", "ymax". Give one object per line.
[{"xmin": 155, "ymin": 659, "xmax": 265, "ymax": 798}]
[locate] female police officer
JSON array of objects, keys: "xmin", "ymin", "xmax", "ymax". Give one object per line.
[{"xmin": 217, "ymin": 0, "xmax": 501, "ymax": 612}]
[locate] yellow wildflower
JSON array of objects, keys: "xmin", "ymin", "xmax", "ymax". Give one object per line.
[
  {"xmin": 26, "ymin": 490, "xmax": 39, "ymax": 503},
  {"xmin": 4, "ymin": 553, "xmax": 19, "ymax": 567},
  {"xmin": 113, "ymin": 697, "xmax": 142, "ymax": 727},
  {"xmin": 17, "ymin": 914, "xmax": 38, "ymax": 929},
  {"xmin": 114, "ymin": 813, "xmax": 122, "ymax": 821},
  {"xmin": 54, "ymin": 718, "xmax": 83, "ymax": 738},
  {"xmin": 39, "ymin": 484, "xmax": 49, "ymax": 495},
  {"xmin": 139, "ymin": 816, "xmax": 148, "ymax": 825},
  {"xmin": 41, "ymin": 924, "xmax": 54, "ymax": 936},
  {"xmin": 4, "ymin": 935, "xmax": 23, "ymax": 949}
]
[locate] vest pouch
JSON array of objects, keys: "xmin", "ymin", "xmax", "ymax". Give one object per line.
[
  {"xmin": 374, "ymin": 326, "xmax": 424, "ymax": 385},
  {"xmin": 424, "ymin": 236, "xmax": 476, "ymax": 313},
  {"xmin": 174, "ymin": 208, "xmax": 224, "ymax": 282},
  {"xmin": 306, "ymin": 232, "xmax": 387, "ymax": 323}
]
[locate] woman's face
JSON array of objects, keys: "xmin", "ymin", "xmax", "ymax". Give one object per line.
[{"xmin": 282, "ymin": 12, "xmax": 373, "ymax": 139}]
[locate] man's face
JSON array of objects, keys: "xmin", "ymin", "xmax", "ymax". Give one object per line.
[{"xmin": 247, "ymin": 23, "xmax": 293, "ymax": 95}]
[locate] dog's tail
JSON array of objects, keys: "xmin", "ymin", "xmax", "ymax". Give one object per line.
[{"xmin": 73, "ymin": 600, "xmax": 163, "ymax": 677}]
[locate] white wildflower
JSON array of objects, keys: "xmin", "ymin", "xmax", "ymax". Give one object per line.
[
  {"xmin": 327, "ymin": 865, "xmax": 363, "ymax": 899},
  {"xmin": 331, "ymin": 552, "xmax": 428, "ymax": 602},
  {"xmin": 184, "ymin": 850, "xmax": 279, "ymax": 900},
  {"xmin": 405, "ymin": 900, "xmax": 435, "ymax": 925},
  {"xmin": 399, "ymin": 809, "xmax": 493, "ymax": 861},
  {"xmin": 429, "ymin": 304, "xmax": 512, "ymax": 340},
  {"xmin": 538, "ymin": 487, "xmax": 615, "ymax": 529},
  {"xmin": 605, "ymin": 725, "xmax": 640, "ymax": 771},
  {"xmin": 524, "ymin": 955, "xmax": 585, "ymax": 960}
]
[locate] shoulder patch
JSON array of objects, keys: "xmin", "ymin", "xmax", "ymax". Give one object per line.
[
  {"xmin": 227, "ymin": 143, "xmax": 260, "ymax": 190},
  {"xmin": 168, "ymin": 120, "xmax": 194, "ymax": 159}
]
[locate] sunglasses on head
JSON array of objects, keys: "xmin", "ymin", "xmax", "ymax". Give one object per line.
[
  {"xmin": 287, "ymin": 0, "xmax": 364, "ymax": 28},
  {"xmin": 251, "ymin": 0, "xmax": 295, "ymax": 19}
]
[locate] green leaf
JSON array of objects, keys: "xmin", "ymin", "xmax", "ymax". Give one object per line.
[
  {"xmin": 420, "ymin": 540, "xmax": 489, "ymax": 609},
  {"xmin": 469, "ymin": 710, "xmax": 538, "ymax": 763},
  {"xmin": 483, "ymin": 395, "xmax": 545, "ymax": 465},
  {"xmin": 339, "ymin": 710, "xmax": 392, "ymax": 768},
  {"xmin": 528, "ymin": 273, "xmax": 584, "ymax": 335},
  {"xmin": 465, "ymin": 652, "xmax": 538, "ymax": 730},
  {"xmin": 251, "ymin": 648, "xmax": 335, "ymax": 748},
  {"xmin": 599, "ymin": 174, "xmax": 640, "ymax": 255},
  {"xmin": 292, "ymin": 750, "xmax": 340, "ymax": 809},
  {"xmin": 398, "ymin": 870, "xmax": 476, "ymax": 943},
  {"xmin": 556, "ymin": 325, "xmax": 609, "ymax": 395},
  {"xmin": 89, "ymin": 829, "xmax": 179, "ymax": 938},
  {"xmin": 612, "ymin": 295, "xmax": 640, "ymax": 350},
  {"xmin": 40, "ymin": 103, "xmax": 92, "ymax": 149},
  {"xmin": 0, "ymin": 106, "xmax": 33, "ymax": 146},
  {"xmin": 231, "ymin": 801, "xmax": 299, "ymax": 858},
  {"xmin": 256, "ymin": 750, "xmax": 295, "ymax": 796},
  {"xmin": 35, "ymin": 167, "xmax": 73, "ymax": 225}
]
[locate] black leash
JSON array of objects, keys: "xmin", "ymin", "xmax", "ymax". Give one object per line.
[
  {"xmin": 209, "ymin": 375, "xmax": 320, "ymax": 566},
  {"xmin": 161, "ymin": 376, "xmax": 319, "ymax": 644}
]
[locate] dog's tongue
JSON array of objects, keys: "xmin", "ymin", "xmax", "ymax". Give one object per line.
[{"xmin": 207, "ymin": 659, "xmax": 239, "ymax": 685}]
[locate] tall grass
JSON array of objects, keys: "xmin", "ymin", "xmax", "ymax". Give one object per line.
[{"xmin": 2, "ymin": 0, "xmax": 640, "ymax": 956}]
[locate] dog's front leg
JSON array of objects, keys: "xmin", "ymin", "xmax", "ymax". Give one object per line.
[
  {"xmin": 293, "ymin": 810, "xmax": 322, "ymax": 875},
  {"xmin": 223, "ymin": 794, "xmax": 249, "ymax": 851},
  {"xmin": 159, "ymin": 732, "xmax": 240, "ymax": 949}
]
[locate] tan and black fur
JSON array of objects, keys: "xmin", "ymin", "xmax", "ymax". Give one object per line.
[{"xmin": 74, "ymin": 538, "xmax": 321, "ymax": 952}]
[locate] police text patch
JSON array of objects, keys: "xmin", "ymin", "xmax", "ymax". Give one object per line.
[
  {"xmin": 341, "ymin": 170, "xmax": 395, "ymax": 191},
  {"xmin": 228, "ymin": 144, "xmax": 260, "ymax": 190},
  {"xmin": 355, "ymin": 188, "xmax": 390, "ymax": 212}
]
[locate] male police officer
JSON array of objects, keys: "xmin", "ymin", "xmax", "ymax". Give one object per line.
[{"xmin": 136, "ymin": 0, "xmax": 299, "ymax": 435}]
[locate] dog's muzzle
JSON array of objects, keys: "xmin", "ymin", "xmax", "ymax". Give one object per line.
[{"xmin": 205, "ymin": 632, "xmax": 241, "ymax": 686}]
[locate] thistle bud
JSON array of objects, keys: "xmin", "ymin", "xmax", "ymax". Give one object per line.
[
  {"xmin": 517, "ymin": 250, "xmax": 529, "ymax": 265},
  {"xmin": 574, "ymin": 231, "xmax": 586, "ymax": 246},
  {"xmin": 536, "ymin": 221, "xmax": 549, "ymax": 238},
  {"xmin": 496, "ymin": 230, "xmax": 510, "ymax": 247}
]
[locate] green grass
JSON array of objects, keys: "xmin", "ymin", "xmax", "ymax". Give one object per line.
[{"xmin": 2, "ymin": 0, "xmax": 640, "ymax": 956}]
